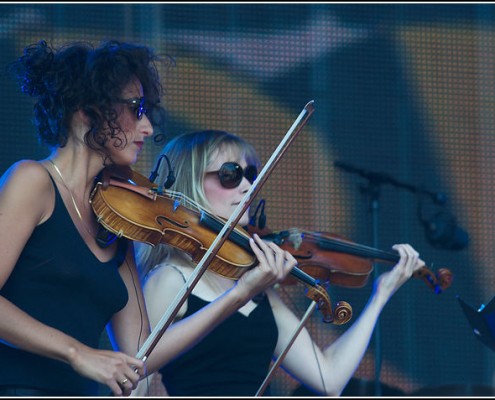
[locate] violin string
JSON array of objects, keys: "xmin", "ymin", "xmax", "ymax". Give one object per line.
[
  {"xmin": 165, "ymin": 189, "xmax": 238, "ymax": 229},
  {"xmin": 166, "ymin": 189, "xmax": 203, "ymax": 213},
  {"xmin": 309, "ymin": 232, "xmax": 398, "ymax": 262}
]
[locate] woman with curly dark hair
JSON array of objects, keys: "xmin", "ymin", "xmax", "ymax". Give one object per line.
[{"xmin": 0, "ymin": 40, "xmax": 297, "ymax": 396}]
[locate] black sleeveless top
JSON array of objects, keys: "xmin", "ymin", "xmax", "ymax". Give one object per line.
[
  {"xmin": 160, "ymin": 293, "xmax": 278, "ymax": 396},
  {"xmin": 0, "ymin": 174, "xmax": 129, "ymax": 396}
]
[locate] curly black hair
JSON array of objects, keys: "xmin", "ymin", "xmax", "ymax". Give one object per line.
[{"xmin": 8, "ymin": 39, "xmax": 167, "ymax": 151}]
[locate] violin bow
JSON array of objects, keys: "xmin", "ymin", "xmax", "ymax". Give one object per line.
[
  {"xmin": 256, "ymin": 300, "xmax": 318, "ymax": 396},
  {"xmin": 255, "ymin": 281, "xmax": 352, "ymax": 395},
  {"xmin": 135, "ymin": 100, "xmax": 315, "ymax": 363}
]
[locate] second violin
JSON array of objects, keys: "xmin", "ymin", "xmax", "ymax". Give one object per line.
[{"xmin": 250, "ymin": 226, "xmax": 453, "ymax": 294}]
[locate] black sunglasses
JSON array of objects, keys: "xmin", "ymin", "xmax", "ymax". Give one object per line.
[
  {"xmin": 205, "ymin": 162, "xmax": 258, "ymax": 189},
  {"xmin": 117, "ymin": 97, "xmax": 148, "ymax": 120}
]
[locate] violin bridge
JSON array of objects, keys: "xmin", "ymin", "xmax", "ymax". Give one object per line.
[
  {"xmin": 288, "ymin": 227, "xmax": 302, "ymax": 250},
  {"xmin": 173, "ymin": 199, "xmax": 181, "ymax": 212}
]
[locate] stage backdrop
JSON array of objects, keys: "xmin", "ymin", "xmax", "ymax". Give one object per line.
[{"xmin": 1, "ymin": 3, "xmax": 494, "ymax": 396}]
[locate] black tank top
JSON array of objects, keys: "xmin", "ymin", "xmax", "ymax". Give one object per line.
[
  {"xmin": 160, "ymin": 293, "xmax": 278, "ymax": 396},
  {"xmin": 0, "ymin": 174, "xmax": 129, "ymax": 395}
]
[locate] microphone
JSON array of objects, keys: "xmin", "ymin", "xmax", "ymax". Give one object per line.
[
  {"xmin": 335, "ymin": 160, "xmax": 469, "ymax": 251},
  {"xmin": 258, "ymin": 201, "xmax": 266, "ymax": 229},
  {"xmin": 421, "ymin": 210, "xmax": 469, "ymax": 251},
  {"xmin": 149, "ymin": 154, "xmax": 176, "ymax": 189},
  {"xmin": 249, "ymin": 199, "xmax": 266, "ymax": 229}
]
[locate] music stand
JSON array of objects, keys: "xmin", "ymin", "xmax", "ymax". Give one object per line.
[{"xmin": 457, "ymin": 295, "xmax": 495, "ymax": 353}]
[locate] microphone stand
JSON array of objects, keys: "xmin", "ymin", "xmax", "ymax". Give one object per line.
[
  {"xmin": 359, "ymin": 175, "xmax": 383, "ymax": 397},
  {"xmin": 334, "ymin": 161, "xmax": 447, "ymax": 205},
  {"xmin": 333, "ymin": 161, "xmax": 446, "ymax": 396}
]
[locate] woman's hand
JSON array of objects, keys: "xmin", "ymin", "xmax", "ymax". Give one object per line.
[
  {"xmin": 68, "ymin": 344, "xmax": 145, "ymax": 396},
  {"xmin": 235, "ymin": 233, "xmax": 297, "ymax": 299},
  {"xmin": 374, "ymin": 243, "xmax": 425, "ymax": 303}
]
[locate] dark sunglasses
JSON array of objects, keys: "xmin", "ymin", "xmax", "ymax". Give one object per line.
[
  {"xmin": 205, "ymin": 162, "xmax": 258, "ymax": 189},
  {"xmin": 117, "ymin": 97, "xmax": 148, "ymax": 120}
]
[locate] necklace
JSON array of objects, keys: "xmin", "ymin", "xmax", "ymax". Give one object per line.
[{"xmin": 48, "ymin": 159, "xmax": 95, "ymax": 237}]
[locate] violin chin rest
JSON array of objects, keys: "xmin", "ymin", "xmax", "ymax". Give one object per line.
[{"xmin": 100, "ymin": 165, "xmax": 133, "ymax": 188}]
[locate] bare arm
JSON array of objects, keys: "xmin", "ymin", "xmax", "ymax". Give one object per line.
[
  {"xmin": 271, "ymin": 244, "xmax": 424, "ymax": 395},
  {"xmin": 0, "ymin": 161, "xmax": 75, "ymax": 360},
  {"xmin": 0, "ymin": 161, "xmax": 144, "ymax": 397}
]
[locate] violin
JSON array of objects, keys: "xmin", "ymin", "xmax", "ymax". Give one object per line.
[
  {"xmin": 90, "ymin": 164, "xmax": 352, "ymax": 325},
  {"xmin": 100, "ymin": 100, "xmax": 322, "ymax": 364},
  {"xmin": 249, "ymin": 226, "xmax": 453, "ymax": 294}
]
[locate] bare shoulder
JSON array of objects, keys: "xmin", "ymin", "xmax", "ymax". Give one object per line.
[
  {"xmin": 1, "ymin": 159, "xmax": 51, "ymax": 188},
  {"xmin": 144, "ymin": 263, "xmax": 188, "ymax": 294},
  {"xmin": 0, "ymin": 160, "xmax": 54, "ymax": 223},
  {"xmin": 143, "ymin": 263, "xmax": 190, "ymax": 324}
]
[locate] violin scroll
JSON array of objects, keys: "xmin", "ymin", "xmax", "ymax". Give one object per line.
[
  {"xmin": 305, "ymin": 284, "xmax": 353, "ymax": 325},
  {"xmin": 413, "ymin": 267, "xmax": 453, "ymax": 294},
  {"xmin": 333, "ymin": 301, "xmax": 353, "ymax": 325}
]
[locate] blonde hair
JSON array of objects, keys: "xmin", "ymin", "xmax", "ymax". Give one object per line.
[{"xmin": 136, "ymin": 130, "xmax": 260, "ymax": 280}]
